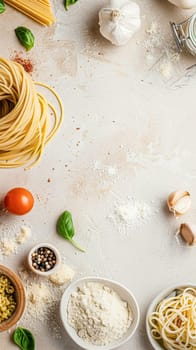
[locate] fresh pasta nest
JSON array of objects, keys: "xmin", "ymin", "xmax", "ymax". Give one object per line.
[
  {"xmin": 0, "ymin": 57, "xmax": 64, "ymax": 169},
  {"xmin": 148, "ymin": 287, "xmax": 196, "ymax": 350}
]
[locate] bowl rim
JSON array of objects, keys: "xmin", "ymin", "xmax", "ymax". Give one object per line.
[
  {"xmin": 146, "ymin": 282, "xmax": 196, "ymax": 350},
  {"xmin": 60, "ymin": 276, "xmax": 140, "ymax": 350},
  {"xmin": 27, "ymin": 242, "xmax": 61, "ymax": 276},
  {"xmin": 0, "ymin": 264, "xmax": 26, "ymax": 332}
]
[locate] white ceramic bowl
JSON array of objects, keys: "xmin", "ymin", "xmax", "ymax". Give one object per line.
[
  {"xmin": 27, "ymin": 242, "xmax": 61, "ymax": 276},
  {"xmin": 146, "ymin": 283, "xmax": 196, "ymax": 350},
  {"xmin": 60, "ymin": 276, "xmax": 140, "ymax": 350}
]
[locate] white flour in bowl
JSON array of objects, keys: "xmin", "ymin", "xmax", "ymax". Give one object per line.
[{"xmin": 67, "ymin": 282, "xmax": 132, "ymax": 346}]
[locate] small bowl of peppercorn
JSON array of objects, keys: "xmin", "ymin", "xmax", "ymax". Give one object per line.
[{"xmin": 27, "ymin": 243, "xmax": 61, "ymax": 276}]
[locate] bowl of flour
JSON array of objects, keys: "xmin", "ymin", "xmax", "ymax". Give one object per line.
[{"xmin": 60, "ymin": 276, "xmax": 140, "ymax": 350}]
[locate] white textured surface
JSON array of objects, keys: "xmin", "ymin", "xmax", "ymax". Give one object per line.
[{"xmin": 0, "ymin": 0, "xmax": 196, "ymax": 349}]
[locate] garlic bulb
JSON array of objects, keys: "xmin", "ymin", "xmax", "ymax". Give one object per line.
[
  {"xmin": 168, "ymin": 0, "xmax": 196, "ymax": 8},
  {"xmin": 167, "ymin": 190, "xmax": 191, "ymax": 216},
  {"xmin": 98, "ymin": 0, "xmax": 141, "ymax": 46}
]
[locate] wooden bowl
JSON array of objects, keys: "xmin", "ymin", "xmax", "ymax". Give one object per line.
[{"xmin": 0, "ymin": 264, "xmax": 26, "ymax": 332}]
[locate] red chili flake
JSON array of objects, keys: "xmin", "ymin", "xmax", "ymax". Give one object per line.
[{"xmin": 11, "ymin": 54, "xmax": 34, "ymax": 73}]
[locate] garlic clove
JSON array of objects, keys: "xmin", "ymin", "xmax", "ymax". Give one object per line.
[
  {"xmin": 179, "ymin": 223, "xmax": 196, "ymax": 245},
  {"xmin": 167, "ymin": 190, "xmax": 191, "ymax": 216}
]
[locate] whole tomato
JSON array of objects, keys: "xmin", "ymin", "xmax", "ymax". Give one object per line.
[{"xmin": 4, "ymin": 187, "xmax": 34, "ymax": 215}]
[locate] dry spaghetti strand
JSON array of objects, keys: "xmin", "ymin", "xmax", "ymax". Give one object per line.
[
  {"xmin": 4, "ymin": 0, "xmax": 55, "ymax": 26},
  {"xmin": 0, "ymin": 57, "xmax": 64, "ymax": 169}
]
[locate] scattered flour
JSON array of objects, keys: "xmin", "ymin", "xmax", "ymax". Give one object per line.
[
  {"xmin": 16, "ymin": 226, "xmax": 31, "ymax": 244},
  {"xmin": 159, "ymin": 61, "xmax": 173, "ymax": 79},
  {"xmin": 108, "ymin": 197, "xmax": 159, "ymax": 236},
  {"xmin": 0, "ymin": 239, "xmax": 16, "ymax": 256},
  {"xmin": 67, "ymin": 282, "xmax": 132, "ymax": 346},
  {"xmin": 18, "ymin": 263, "xmax": 75, "ymax": 339},
  {"xmin": 144, "ymin": 20, "xmax": 164, "ymax": 62},
  {"xmin": 146, "ymin": 21, "xmax": 160, "ymax": 36},
  {"xmin": 93, "ymin": 161, "xmax": 117, "ymax": 177},
  {"xmin": 145, "ymin": 21, "xmax": 163, "ymax": 51},
  {"xmin": 110, "ymin": 199, "xmax": 153, "ymax": 230},
  {"xmin": 92, "ymin": 161, "xmax": 118, "ymax": 186},
  {"xmin": 18, "ymin": 267, "xmax": 64, "ymax": 339},
  {"xmin": 28, "ymin": 282, "xmax": 51, "ymax": 306},
  {"xmin": 0, "ymin": 224, "xmax": 31, "ymax": 257},
  {"xmin": 115, "ymin": 201, "xmax": 152, "ymax": 225},
  {"xmin": 125, "ymin": 142, "xmax": 189, "ymax": 172},
  {"xmin": 107, "ymin": 166, "xmax": 117, "ymax": 176},
  {"xmin": 143, "ymin": 20, "xmax": 180, "ymax": 79}
]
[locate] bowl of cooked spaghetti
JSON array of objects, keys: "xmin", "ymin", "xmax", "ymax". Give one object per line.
[{"xmin": 146, "ymin": 284, "xmax": 196, "ymax": 350}]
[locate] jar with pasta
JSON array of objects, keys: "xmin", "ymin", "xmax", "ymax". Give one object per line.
[{"xmin": 170, "ymin": 13, "xmax": 196, "ymax": 56}]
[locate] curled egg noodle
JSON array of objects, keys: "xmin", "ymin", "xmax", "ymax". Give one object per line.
[
  {"xmin": 0, "ymin": 57, "xmax": 64, "ymax": 168},
  {"xmin": 149, "ymin": 288, "xmax": 196, "ymax": 350}
]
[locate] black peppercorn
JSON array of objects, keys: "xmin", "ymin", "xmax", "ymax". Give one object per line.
[{"xmin": 31, "ymin": 247, "xmax": 56, "ymax": 272}]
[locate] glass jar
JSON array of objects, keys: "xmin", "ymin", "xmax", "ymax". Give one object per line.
[{"xmin": 170, "ymin": 13, "xmax": 196, "ymax": 55}]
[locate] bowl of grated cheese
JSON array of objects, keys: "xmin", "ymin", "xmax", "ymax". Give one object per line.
[{"xmin": 60, "ymin": 276, "xmax": 140, "ymax": 350}]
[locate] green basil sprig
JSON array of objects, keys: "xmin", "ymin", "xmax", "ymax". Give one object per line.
[
  {"xmin": 64, "ymin": 0, "xmax": 78, "ymax": 11},
  {"xmin": 15, "ymin": 27, "xmax": 34, "ymax": 51},
  {"xmin": 0, "ymin": 0, "xmax": 5, "ymax": 14},
  {"xmin": 13, "ymin": 327, "xmax": 35, "ymax": 350},
  {"xmin": 57, "ymin": 211, "xmax": 85, "ymax": 252}
]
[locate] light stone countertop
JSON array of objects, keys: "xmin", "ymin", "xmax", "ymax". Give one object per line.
[{"xmin": 0, "ymin": 0, "xmax": 196, "ymax": 349}]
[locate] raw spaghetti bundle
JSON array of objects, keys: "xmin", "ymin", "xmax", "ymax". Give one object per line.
[
  {"xmin": 149, "ymin": 287, "xmax": 196, "ymax": 350},
  {"xmin": 4, "ymin": 0, "xmax": 56, "ymax": 26},
  {"xmin": 0, "ymin": 57, "xmax": 63, "ymax": 168}
]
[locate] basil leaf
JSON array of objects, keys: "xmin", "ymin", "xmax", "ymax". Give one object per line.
[
  {"xmin": 13, "ymin": 328, "xmax": 35, "ymax": 350},
  {"xmin": 0, "ymin": 0, "xmax": 5, "ymax": 14},
  {"xmin": 15, "ymin": 27, "xmax": 34, "ymax": 51},
  {"xmin": 64, "ymin": 0, "xmax": 78, "ymax": 11},
  {"xmin": 57, "ymin": 211, "xmax": 85, "ymax": 252}
]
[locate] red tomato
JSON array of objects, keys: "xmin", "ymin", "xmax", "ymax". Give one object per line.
[{"xmin": 4, "ymin": 187, "xmax": 34, "ymax": 215}]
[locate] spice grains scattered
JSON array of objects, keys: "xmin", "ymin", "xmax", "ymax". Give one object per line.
[
  {"xmin": 12, "ymin": 54, "xmax": 34, "ymax": 73},
  {"xmin": 67, "ymin": 282, "xmax": 132, "ymax": 346}
]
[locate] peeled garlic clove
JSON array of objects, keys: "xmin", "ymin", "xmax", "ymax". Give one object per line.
[
  {"xmin": 167, "ymin": 190, "xmax": 191, "ymax": 216},
  {"xmin": 179, "ymin": 223, "xmax": 196, "ymax": 245}
]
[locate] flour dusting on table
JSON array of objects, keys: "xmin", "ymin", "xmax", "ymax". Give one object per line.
[
  {"xmin": 108, "ymin": 197, "xmax": 157, "ymax": 235},
  {"xmin": 0, "ymin": 223, "xmax": 31, "ymax": 258}
]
